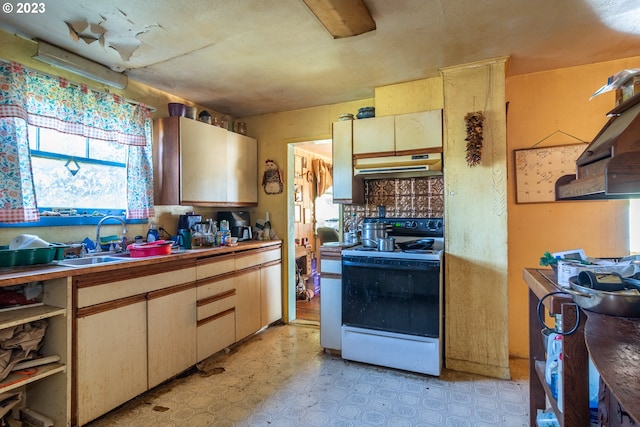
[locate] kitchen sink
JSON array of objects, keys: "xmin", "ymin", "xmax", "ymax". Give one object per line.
[{"xmin": 57, "ymin": 255, "xmax": 132, "ymax": 267}]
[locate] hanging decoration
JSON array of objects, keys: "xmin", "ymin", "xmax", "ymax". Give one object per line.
[
  {"xmin": 262, "ymin": 159, "xmax": 284, "ymax": 194},
  {"xmin": 464, "ymin": 111, "xmax": 484, "ymax": 167}
]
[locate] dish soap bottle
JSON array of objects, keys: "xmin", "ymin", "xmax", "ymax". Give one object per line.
[{"xmin": 147, "ymin": 220, "xmax": 159, "ymax": 242}]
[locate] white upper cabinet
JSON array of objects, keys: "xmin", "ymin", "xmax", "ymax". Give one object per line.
[
  {"xmin": 353, "ymin": 115, "xmax": 395, "ymax": 156},
  {"xmin": 394, "ymin": 110, "xmax": 442, "ymax": 154},
  {"xmin": 352, "ymin": 110, "xmax": 443, "ymax": 157},
  {"xmin": 332, "ymin": 120, "xmax": 364, "ymax": 204},
  {"xmin": 153, "ymin": 116, "xmax": 258, "ymax": 206}
]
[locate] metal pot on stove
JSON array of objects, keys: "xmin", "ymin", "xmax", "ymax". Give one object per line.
[
  {"xmin": 361, "ymin": 222, "xmax": 389, "ymax": 248},
  {"xmin": 377, "ymin": 237, "xmax": 396, "ymax": 252}
]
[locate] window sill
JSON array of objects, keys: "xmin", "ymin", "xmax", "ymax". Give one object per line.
[{"xmin": 0, "ymin": 215, "xmax": 146, "ymax": 228}]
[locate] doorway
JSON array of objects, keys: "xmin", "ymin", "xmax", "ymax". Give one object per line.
[{"xmin": 288, "ymin": 139, "xmax": 335, "ymax": 323}]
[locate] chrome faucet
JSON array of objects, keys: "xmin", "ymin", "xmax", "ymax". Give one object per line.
[{"xmin": 95, "ymin": 215, "xmax": 127, "ymax": 253}]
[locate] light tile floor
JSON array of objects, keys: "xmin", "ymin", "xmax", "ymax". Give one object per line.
[{"xmin": 87, "ymin": 323, "xmax": 529, "ymax": 426}]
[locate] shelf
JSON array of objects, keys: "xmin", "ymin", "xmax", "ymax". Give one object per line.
[
  {"xmin": 0, "ymin": 304, "xmax": 66, "ymax": 330},
  {"xmin": 0, "ymin": 362, "xmax": 65, "ymax": 394},
  {"xmin": 534, "ymin": 360, "xmax": 563, "ymax": 425}
]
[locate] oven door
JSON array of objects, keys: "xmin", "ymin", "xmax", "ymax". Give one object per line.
[{"xmin": 341, "ymin": 255, "xmax": 441, "ymax": 338}]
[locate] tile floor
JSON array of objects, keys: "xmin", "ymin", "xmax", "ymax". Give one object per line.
[{"xmin": 87, "ymin": 324, "xmax": 529, "ymax": 426}]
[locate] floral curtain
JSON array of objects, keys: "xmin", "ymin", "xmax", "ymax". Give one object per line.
[{"xmin": 0, "ymin": 60, "xmax": 154, "ymax": 222}]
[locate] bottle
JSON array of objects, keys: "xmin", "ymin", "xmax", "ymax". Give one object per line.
[
  {"xmin": 263, "ymin": 211, "xmax": 272, "ymax": 241},
  {"xmin": 220, "ymin": 220, "xmax": 230, "ymax": 245},
  {"xmin": 146, "ymin": 221, "xmax": 159, "ymax": 242}
]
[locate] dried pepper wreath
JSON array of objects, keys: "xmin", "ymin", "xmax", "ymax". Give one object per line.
[{"xmin": 464, "ymin": 111, "xmax": 484, "ymax": 166}]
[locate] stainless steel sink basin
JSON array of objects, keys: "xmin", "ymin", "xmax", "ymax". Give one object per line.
[{"xmin": 57, "ymin": 255, "xmax": 131, "ymax": 267}]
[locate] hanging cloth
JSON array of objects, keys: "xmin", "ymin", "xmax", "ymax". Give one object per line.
[{"xmin": 312, "ymin": 158, "xmax": 333, "ymax": 196}]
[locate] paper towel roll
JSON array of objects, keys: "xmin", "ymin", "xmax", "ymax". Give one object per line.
[{"xmin": 9, "ymin": 234, "xmax": 50, "ymax": 250}]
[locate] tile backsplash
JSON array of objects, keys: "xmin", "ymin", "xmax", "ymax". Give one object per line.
[{"xmin": 343, "ymin": 176, "xmax": 444, "ymax": 226}]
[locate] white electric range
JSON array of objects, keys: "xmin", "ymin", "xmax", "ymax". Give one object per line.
[{"xmin": 340, "ymin": 217, "xmax": 445, "ymax": 375}]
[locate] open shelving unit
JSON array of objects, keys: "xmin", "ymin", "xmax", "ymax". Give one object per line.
[
  {"xmin": 0, "ymin": 278, "xmax": 71, "ymax": 426},
  {"xmin": 524, "ymin": 268, "xmax": 590, "ymax": 426}
]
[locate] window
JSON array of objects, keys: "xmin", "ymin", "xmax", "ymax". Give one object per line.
[{"xmin": 29, "ymin": 126, "xmax": 127, "ymax": 212}]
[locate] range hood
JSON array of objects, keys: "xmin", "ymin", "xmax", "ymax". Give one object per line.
[
  {"xmin": 354, "ymin": 153, "xmax": 442, "ymax": 178},
  {"xmin": 555, "ymin": 95, "xmax": 640, "ymax": 200}
]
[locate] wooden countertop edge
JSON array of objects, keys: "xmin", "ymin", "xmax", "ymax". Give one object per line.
[
  {"xmin": 0, "ymin": 240, "xmax": 282, "ymax": 286},
  {"xmin": 523, "ymin": 268, "xmax": 573, "ymax": 314},
  {"xmin": 584, "ymin": 312, "xmax": 640, "ymax": 424}
]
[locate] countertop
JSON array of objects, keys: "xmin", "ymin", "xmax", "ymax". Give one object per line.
[
  {"xmin": 584, "ymin": 312, "xmax": 640, "ymax": 424},
  {"xmin": 524, "ymin": 267, "xmax": 640, "ymax": 424},
  {"xmin": 319, "ymin": 242, "xmax": 356, "ymax": 255},
  {"xmin": 0, "ymin": 240, "xmax": 282, "ymax": 287}
]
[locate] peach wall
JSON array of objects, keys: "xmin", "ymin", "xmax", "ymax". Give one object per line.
[{"xmin": 505, "ymin": 57, "xmax": 640, "ymax": 358}]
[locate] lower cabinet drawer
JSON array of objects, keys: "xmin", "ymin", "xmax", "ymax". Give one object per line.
[
  {"xmin": 197, "ymin": 308, "xmax": 235, "ymax": 362},
  {"xmin": 197, "ymin": 291, "xmax": 236, "ymax": 321}
]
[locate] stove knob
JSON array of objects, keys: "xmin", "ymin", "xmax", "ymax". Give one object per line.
[
  {"xmin": 426, "ymin": 220, "xmax": 436, "ymax": 229},
  {"xmin": 405, "ymin": 220, "xmax": 418, "ymax": 229}
]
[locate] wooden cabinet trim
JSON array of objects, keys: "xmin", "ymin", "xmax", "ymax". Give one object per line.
[
  {"xmin": 197, "ymin": 307, "xmax": 235, "ymax": 327},
  {"xmin": 196, "ymin": 252, "xmax": 236, "ymax": 266},
  {"xmin": 395, "ymin": 147, "xmax": 442, "ymax": 156},
  {"xmin": 320, "ymin": 254, "xmax": 342, "ymax": 262},
  {"xmin": 321, "ymin": 272, "xmax": 342, "ymax": 280},
  {"xmin": 235, "ymin": 246, "xmax": 281, "ymax": 257},
  {"xmin": 147, "ymin": 281, "xmax": 196, "ymax": 301},
  {"xmin": 262, "ymin": 260, "xmax": 281, "ymax": 269},
  {"xmin": 74, "ymin": 259, "xmax": 195, "ymax": 288},
  {"xmin": 76, "ymin": 294, "xmax": 146, "ymax": 318},
  {"xmin": 197, "ymin": 289, "xmax": 236, "ymax": 307},
  {"xmin": 353, "ymin": 151, "xmax": 395, "ymax": 160}
]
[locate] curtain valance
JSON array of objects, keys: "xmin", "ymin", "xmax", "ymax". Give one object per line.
[
  {"xmin": 0, "ymin": 60, "xmax": 149, "ymax": 145},
  {"xmin": 0, "ymin": 59, "xmax": 154, "ymax": 223}
]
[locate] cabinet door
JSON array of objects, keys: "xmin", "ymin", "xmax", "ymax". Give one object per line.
[
  {"xmin": 76, "ymin": 299, "xmax": 148, "ymax": 426},
  {"xmin": 180, "ymin": 117, "xmax": 228, "ymax": 204},
  {"xmin": 320, "ymin": 277, "xmax": 342, "ymax": 350},
  {"xmin": 235, "ymin": 268, "xmax": 261, "ymax": 341},
  {"xmin": 353, "ymin": 116, "xmax": 395, "ymax": 156},
  {"xmin": 394, "ymin": 110, "xmax": 443, "ymax": 154},
  {"xmin": 147, "ymin": 284, "xmax": 197, "ymax": 388},
  {"xmin": 260, "ymin": 261, "xmax": 282, "ymax": 326},
  {"xmin": 332, "ymin": 121, "xmax": 364, "ymax": 204},
  {"xmin": 226, "ymin": 132, "xmax": 258, "ymax": 204}
]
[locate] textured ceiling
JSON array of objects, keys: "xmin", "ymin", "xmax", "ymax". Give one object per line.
[{"xmin": 1, "ymin": 0, "xmax": 640, "ymax": 117}]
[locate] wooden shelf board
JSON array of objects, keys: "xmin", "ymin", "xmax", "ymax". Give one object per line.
[
  {"xmin": 0, "ymin": 304, "xmax": 65, "ymax": 330},
  {"xmin": 534, "ymin": 360, "xmax": 564, "ymax": 426},
  {"xmin": 0, "ymin": 362, "xmax": 65, "ymax": 394}
]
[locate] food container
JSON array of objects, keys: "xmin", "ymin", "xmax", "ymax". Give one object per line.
[
  {"xmin": 127, "ymin": 240, "xmax": 173, "ymax": 258},
  {"xmin": 168, "ymin": 102, "xmax": 186, "ymax": 117}
]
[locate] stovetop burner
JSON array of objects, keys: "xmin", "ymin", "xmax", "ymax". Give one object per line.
[{"xmin": 343, "ymin": 217, "xmax": 444, "ymax": 261}]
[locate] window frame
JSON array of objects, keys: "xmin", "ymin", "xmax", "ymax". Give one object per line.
[{"xmin": 0, "ymin": 127, "xmax": 146, "ymax": 228}]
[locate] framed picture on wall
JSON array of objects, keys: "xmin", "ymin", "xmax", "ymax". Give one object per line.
[
  {"xmin": 294, "ymin": 205, "xmax": 301, "ymax": 222},
  {"xmin": 304, "ymin": 208, "xmax": 312, "ymax": 224},
  {"xmin": 295, "ymin": 185, "xmax": 303, "ymax": 202},
  {"xmin": 294, "ymin": 156, "xmax": 303, "ymax": 178}
]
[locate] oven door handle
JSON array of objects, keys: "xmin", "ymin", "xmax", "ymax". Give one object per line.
[{"xmin": 342, "ymin": 258, "xmax": 440, "ymax": 271}]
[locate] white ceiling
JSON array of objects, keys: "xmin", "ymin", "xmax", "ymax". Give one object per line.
[{"xmin": 1, "ymin": 0, "xmax": 640, "ymax": 118}]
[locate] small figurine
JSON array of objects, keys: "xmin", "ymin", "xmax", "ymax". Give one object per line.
[{"xmin": 262, "ymin": 159, "xmax": 283, "ymax": 194}]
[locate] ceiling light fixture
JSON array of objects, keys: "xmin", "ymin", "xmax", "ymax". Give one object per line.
[
  {"xmin": 302, "ymin": 0, "xmax": 376, "ymax": 39},
  {"xmin": 33, "ymin": 40, "xmax": 128, "ymax": 89}
]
